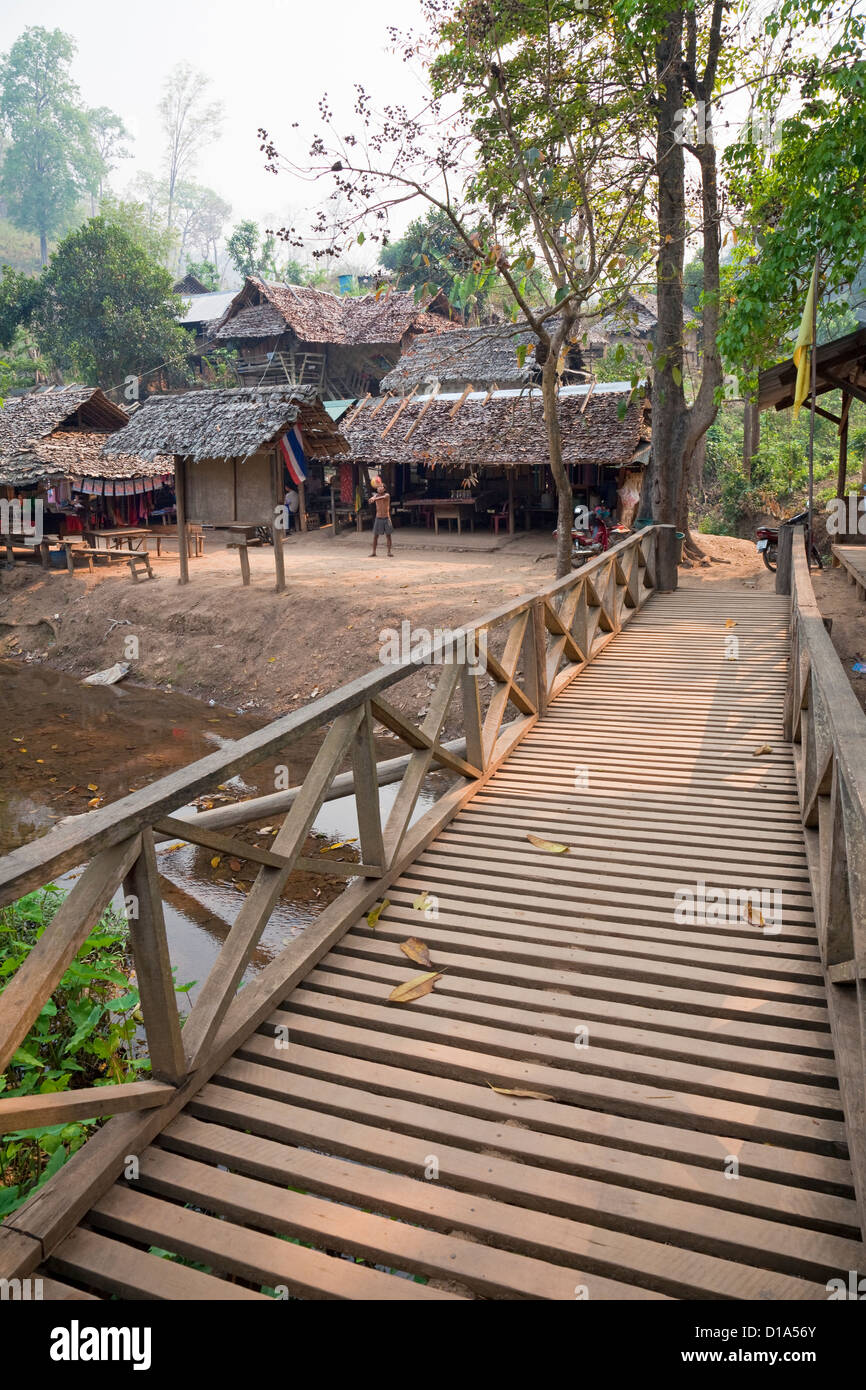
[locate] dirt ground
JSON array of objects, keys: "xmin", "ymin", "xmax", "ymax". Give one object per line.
[{"xmin": 1, "ymin": 524, "xmax": 862, "ymax": 720}]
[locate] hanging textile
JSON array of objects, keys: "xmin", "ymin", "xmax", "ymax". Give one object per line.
[{"xmin": 339, "ymin": 461, "xmax": 353, "ymax": 505}]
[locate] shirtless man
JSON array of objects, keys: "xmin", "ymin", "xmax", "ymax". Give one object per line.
[{"xmin": 370, "ymin": 478, "xmax": 394, "ymax": 557}]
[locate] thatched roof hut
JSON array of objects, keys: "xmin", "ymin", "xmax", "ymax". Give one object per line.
[
  {"xmin": 343, "ymin": 382, "xmax": 651, "ymax": 471},
  {"xmin": 102, "ymin": 385, "xmax": 349, "ymax": 463},
  {"xmin": 0, "ymin": 386, "xmax": 171, "ymax": 490}
]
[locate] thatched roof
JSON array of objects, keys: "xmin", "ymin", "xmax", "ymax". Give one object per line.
[
  {"xmin": 378, "ymin": 320, "xmax": 602, "ymax": 394},
  {"xmin": 2, "ymin": 433, "xmax": 173, "ymax": 488},
  {"xmin": 0, "ymin": 385, "xmax": 127, "ymax": 452},
  {"xmin": 595, "ymin": 292, "xmax": 658, "ymax": 340},
  {"xmin": 0, "ymin": 386, "xmax": 170, "ymax": 488},
  {"xmin": 343, "ymin": 383, "xmax": 651, "ymax": 470},
  {"xmin": 102, "ymin": 385, "xmax": 350, "ymax": 463},
  {"xmin": 211, "ymin": 277, "xmax": 456, "ymax": 348}
]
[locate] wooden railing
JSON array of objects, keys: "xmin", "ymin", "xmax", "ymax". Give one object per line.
[
  {"xmin": 784, "ymin": 529, "xmax": 866, "ymax": 1237},
  {"xmin": 0, "ymin": 525, "xmax": 661, "ymax": 1274}
]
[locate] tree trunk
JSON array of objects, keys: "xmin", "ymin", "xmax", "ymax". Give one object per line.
[
  {"xmin": 39, "ymin": 231, "xmax": 48, "ymax": 267},
  {"xmin": 652, "ymin": 10, "xmax": 688, "ymax": 590},
  {"xmin": 541, "ymin": 356, "xmax": 574, "ymax": 579}
]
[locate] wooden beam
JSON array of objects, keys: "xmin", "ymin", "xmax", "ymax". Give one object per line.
[
  {"xmin": 0, "ymin": 836, "xmax": 142, "ymax": 1075},
  {"xmin": 380, "ymin": 386, "xmax": 418, "ymax": 438},
  {"xmin": 822, "ymin": 369, "xmax": 866, "ymax": 409},
  {"xmin": 0, "ymin": 1081, "xmax": 175, "ymax": 1133},
  {"xmin": 123, "ymin": 831, "xmax": 186, "ymax": 1084},
  {"xmin": 180, "ymin": 707, "xmax": 365, "ymax": 1069},
  {"xmin": 174, "ymin": 456, "xmax": 190, "ymax": 586},
  {"xmin": 448, "ymin": 384, "xmax": 474, "ymax": 418},
  {"xmin": 404, "ymin": 384, "xmax": 440, "ymax": 441}
]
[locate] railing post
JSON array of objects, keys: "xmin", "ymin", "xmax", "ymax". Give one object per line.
[
  {"xmin": 655, "ymin": 524, "xmax": 679, "ymax": 592},
  {"xmin": 523, "ymin": 596, "xmax": 548, "ymax": 717},
  {"xmin": 775, "ymin": 523, "xmax": 795, "ymax": 595}
]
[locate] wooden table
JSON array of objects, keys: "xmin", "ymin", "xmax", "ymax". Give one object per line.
[
  {"xmin": 84, "ymin": 528, "xmax": 153, "ymax": 552},
  {"xmin": 402, "ymin": 498, "xmax": 476, "ymax": 534},
  {"xmin": 832, "ymin": 543, "xmax": 866, "ymax": 599}
]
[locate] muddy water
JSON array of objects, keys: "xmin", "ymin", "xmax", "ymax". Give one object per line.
[{"xmin": 0, "ymin": 659, "xmax": 443, "ymax": 1012}]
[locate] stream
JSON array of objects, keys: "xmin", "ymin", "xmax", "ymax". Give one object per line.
[{"xmin": 0, "ymin": 658, "xmax": 443, "ymax": 1013}]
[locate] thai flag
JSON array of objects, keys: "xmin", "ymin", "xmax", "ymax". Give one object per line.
[{"xmin": 279, "ymin": 426, "xmax": 308, "ymax": 485}]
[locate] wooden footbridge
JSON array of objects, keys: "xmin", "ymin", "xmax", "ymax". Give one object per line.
[{"xmin": 1, "ymin": 526, "xmax": 864, "ymax": 1300}]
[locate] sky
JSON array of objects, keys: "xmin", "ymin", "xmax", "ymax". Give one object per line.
[{"xmin": 0, "ymin": 0, "xmax": 429, "ymax": 261}]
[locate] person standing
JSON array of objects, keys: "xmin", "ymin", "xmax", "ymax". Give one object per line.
[
  {"xmin": 284, "ymin": 485, "xmax": 300, "ymax": 534},
  {"xmin": 370, "ymin": 477, "xmax": 393, "ymax": 557}
]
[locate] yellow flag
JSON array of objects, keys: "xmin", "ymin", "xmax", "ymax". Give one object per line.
[{"xmin": 792, "ymin": 262, "xmax": 818, "ymax": 419}]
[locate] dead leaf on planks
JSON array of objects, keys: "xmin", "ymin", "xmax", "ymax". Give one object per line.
[
  {"xmin": 752, "ymin": 744, "xmax": 773, "ymax": 757},
  {"xmin": 400, "ymin": 937, "xmax": 432, "ymax": 968},
  {"xmin": 527, "ymin": 833, "xmax": 569, "ymax": 854},
  {"xmin": 388, "ymin": 971, "xmax": 441, "ymax": 1004},
  {"xmin": 366, "ymin": 899, "xmax": 390, "ymax": 929},
  {"xmin": 412, "ymin": 891, "xmax": 434, "ymax": 912},
  {"xmin": 725, "ymin": 619, "xmax": 737, "ymax": 629},
  {"xmin": 487, "ymin": 1083, "xmax": 557, "ymax": 1101}
]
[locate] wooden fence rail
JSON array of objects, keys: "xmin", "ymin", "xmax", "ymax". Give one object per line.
[
  {"xmin": 0, "ymin": 527, "xmax": 662, "ymax": 1274},
  {"xmin": 784, "ymin": 528, "xmax": 866, "ymax": 1238}
]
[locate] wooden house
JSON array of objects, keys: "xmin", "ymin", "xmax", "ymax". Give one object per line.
[
  {"xmin": 207, "ymin": 276, "xmax": 456, "ymax": 397},
  {"xmin": 342, "ymin": 382, "xmax": 651, "ymax": 533},
  {"xmin": 103, "ymin": 385, "xmax": 349, "ymax": 584},
  {"xmin": 0, "ymin": 386, "xmax": 173, "ymax": 548}
]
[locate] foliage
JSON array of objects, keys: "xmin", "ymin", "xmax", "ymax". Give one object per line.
[
  {"xmin": 698, "ymin": 393, "xmax": 863, "ymax": 533},
  {"xmin": 86, "ymin": 105, "xmax": 132, "ymax": 206},
  {"xmin": 592, "ymin": 340, "xmax": 650, "ymax": 386},
  {"xmin": 98, "ymin": 193, "xmax": 179, "ymax": 267},
  {"xmin": 0, "ymin": 886, "xmax": 144, "ymax": 1219},
  {"xmin": 185, "ymin": 259, "xmax": 220, "ymax": 290},
  {"xmin": 29, "ymin": 216, "xmax": 188, "ymax": 388},
  {"xmin": 0, "ymin": 28, "xmax": 118, "ymax": 262},
  {"xmin": 0, "ymin": 325, "xmax": 48, "ymax": 393},
  {"xmin": 0, "ymin": 216, "xmax": 43, "ymax": 274},
  {"xmin": 718, "ymin": 1, "xmax": 866, "ymax": 381},
  {"xmin": 380, "ymin": 207, "xmax": 491, "ymax": 317},
  {"xmin": 0, "ymin": 265, "xmax": 43, "ymax": 349},
  {"xmin": 226, "ymin": 219, "xmax": 279, "ymax": 281}
]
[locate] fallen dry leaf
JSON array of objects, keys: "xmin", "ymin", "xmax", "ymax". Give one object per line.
[
  {"xmin": 400, "ymin": 937, "xmax": 432, "ymax": 968},
  {"xmin": 366, "ymin": 899, "xmax": 390, "ymax": 929},
  {"xmin": 210, "ymin": 856, "xmax": 222, "ymax": 868},
  {"xmin": 487, "ymin": 1083, "xmax": 556, "ymax": 1101},
  {"xmin": 320, "ymin": 838, "xmax": 358, "ymax": 853},
  {"xmin": 527, "ymin": 833, "xmax": 570, "ymax": 854},
  {"xmin": 87, "ymin": 783, "xmax": 99, "ymax": 792},
  {"xmin": 87, "ymin": 797, "xmax": 101, "ymax": 809},
  {"xmin": 161, "ymin": 842, "xmax": 187, "ymax": 853},
  {"xmin": 389, "ymin": 971, "xmax": 441, "ymax": 1004},
  {"xmin": 752, "ymin": 744, "xmax": 773, "ymax": 757},
  {"xmin": 725, "ymin": 619, "xmax": 737, "ymax": 629},
  {"xmin": 745, "ymin": 902, "xmax": 766, "ymax": 926},
  {"xmin": 412, "ymin": 891, "xmax": 434, "ymax": 912},
  {"xmin": 228, "ymin": 858, "xmax": 242, "ymax": 872}
]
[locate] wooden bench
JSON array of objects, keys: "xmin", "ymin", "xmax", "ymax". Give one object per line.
[
  {"xmin": 151, "ymin": 523, "xmax": 204, "ymax": 559},
  {"xmin": 62, "ymin": 544, "xmax": 148, "ymax": 577},
  {"xmin": 832, "ymin": 543, "xmax": 866, "ymax": 600},
  {"xmin": 226, "ymin": 538, "xmax": 263, "ymax": 586},
  {"xmin": 128, "ymin": 552, "xmax": 155, "ymax": 582}
]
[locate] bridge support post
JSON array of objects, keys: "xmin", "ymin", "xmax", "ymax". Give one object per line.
[
  {"xmin": 775, "ymin": 523, "xmax": 794, "ymax": 595},
  {"xmin": 655, "ymin": 525, "xmax": 679, "ymax": 592}
]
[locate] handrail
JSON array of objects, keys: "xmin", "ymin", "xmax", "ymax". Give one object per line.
[
  {"xmin": 0, "ymin": 526, "xmax": 662, "ymax": 1187},
  {"xmin": 785, "ymin": 529, "xmax": 866, "ymax": 1239}
]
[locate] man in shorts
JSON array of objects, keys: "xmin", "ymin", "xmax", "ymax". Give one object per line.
[{"xmin": 370, "ymin": 477, "xmax": 394, "ymax": 557}]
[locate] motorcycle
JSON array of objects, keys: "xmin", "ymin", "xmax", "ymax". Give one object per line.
[
  {"xmin": 554, "ymin": 506, "xmax": 630, "ymax": 568},
  {"xmin": 756, "ymin": 509, "xmax": 824, "ymax": 572}
]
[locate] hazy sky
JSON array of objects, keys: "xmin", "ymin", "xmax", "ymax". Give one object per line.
[{"xmin": 1, "ymin": 0, "xmax": 428, "ymax": 255}]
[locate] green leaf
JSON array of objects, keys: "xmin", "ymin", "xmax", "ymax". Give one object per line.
[
  {"xmin": 672, "ymin": 365, "xmax": 683, "ymax": 387},
  {"xmin": 11, "ymin": 1047, "xmax": 42, "ymax": 1069}
]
